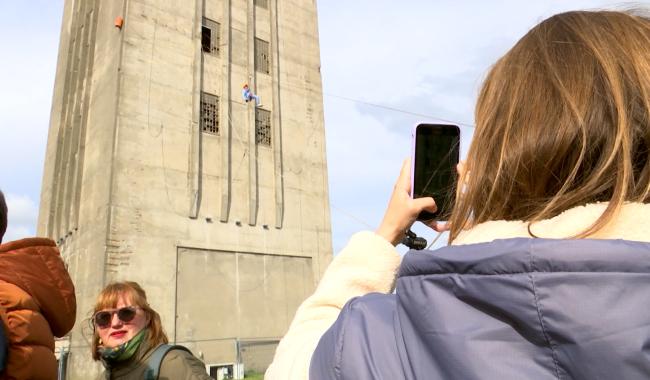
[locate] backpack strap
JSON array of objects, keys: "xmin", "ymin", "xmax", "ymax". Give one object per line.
[{"xmin": 144, "ymin": 344, "xmax": 193, "ymax": 380}]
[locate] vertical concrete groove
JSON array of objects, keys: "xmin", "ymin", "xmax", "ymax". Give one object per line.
[
  {"xmin": 69, "ymin": 0, "xmax": 100, "ymax": 232},
  {"xmin": 70, "ymin": 1, "xmax": 92, "ymax": 235},
  {"xmin": 103, "ymin": 0, "xmax": 129, "ymax": 287},
  {"xmin": 54, "ymin": 2, "xmax": 83, "ymax": 240},
  {"xmin": 270, "ymin": 0, "xmax": 284, "ymax": 229},
  {"xmin": 47, "ymin": 0, "xmax": 79, "ymax": 238},
  {"xmin": 61, "ymin": 1, "xmax": 89, "ymax": 236},
  {"xmin": 53, "ymin": 0, "xmax": 83, "ymax": 239},
  {"xmin": 247, "ymin": 0, "xmax": 258, "ymax": 225},
  {"xmin": 220, "ymin": 0, "xmax": 233, "ymax": 222},
  {"xmin": 173, "ymin": 248, "xmax": 180, "ymax": 344},
  {"xmin": 61, "ymin": 0, "xmax": 92, "ymax": 237},
  {"xmin": 235, "ymin": 251, "xmax": 241, "ymax": 337},
  {"xmin": 188, "ymin": 0, "xmax": 204, "ymax": 218}
]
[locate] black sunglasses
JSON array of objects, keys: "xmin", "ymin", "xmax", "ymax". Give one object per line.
[{"xmin": 93, "ymin": 306, "xmax": 139, "ymax": 328}]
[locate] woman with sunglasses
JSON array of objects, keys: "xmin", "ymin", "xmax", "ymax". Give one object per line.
[{"xmin": 91, "ymin": 281, "xmax": 212, "ymax": 379}]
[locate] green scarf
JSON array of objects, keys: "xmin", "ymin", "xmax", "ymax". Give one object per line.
[{"xmin": 98, "ymin": 329, "xmax": 147, "ymax": 365}]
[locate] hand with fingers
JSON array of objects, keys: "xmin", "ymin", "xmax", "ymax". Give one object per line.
[{"xmin": 376, "ymin": 159, "xmax": 442, "ymax": 246}]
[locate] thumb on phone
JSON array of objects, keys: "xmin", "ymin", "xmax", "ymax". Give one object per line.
[{"xmin": 376, "ymin": 159, "xmax": 439, "ymax": 246}]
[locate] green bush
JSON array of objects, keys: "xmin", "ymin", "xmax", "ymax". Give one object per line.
[{"xmin": 243, "ymin": 371, "xmax": 264, "ymax": 380}]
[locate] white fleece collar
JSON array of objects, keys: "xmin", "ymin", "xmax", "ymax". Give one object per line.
[{"xmin": 453, "ymin": 202, "xmax": 650, "ymax": 246}]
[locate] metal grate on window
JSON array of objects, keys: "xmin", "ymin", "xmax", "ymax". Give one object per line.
[
  {"xmin": 201, "ymin": 92, "xmax": 219, "ymax": 135},
  {"xmin": 255, "ymin": 0, "xmax": 269, "ymax": 9},
  {"xmin": 255, "ymin": 108, "xmax": 272, "ymax": 146},
  {"xmin": 201, "ymin": 18, "xmax": 220, "ymax": 55},
  {"xmin": 255, "ymin": 38, "xmax": 270, "ymax": 74}
]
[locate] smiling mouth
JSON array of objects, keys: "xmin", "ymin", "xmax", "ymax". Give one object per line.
[{"xmin": 110, "ymin": 331, "xmax": 127, "ymax": 338}]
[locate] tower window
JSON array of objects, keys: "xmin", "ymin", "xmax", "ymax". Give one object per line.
[
  {"xmin": 255, "ymin": 108, "xmax": 271, "ymax": 146},
  {"xmin": 201, "ymin": 92, "xmax": 219, "ymax": 135},
  {"xmin": 202, "ymin": 18, "xmax": 220, "ymax": 55},
  {"xmin": 255, "ymin": 38, "xmax": 270, "ymax": 74}
]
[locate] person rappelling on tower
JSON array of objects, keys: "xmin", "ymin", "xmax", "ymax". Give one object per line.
[{"xmin": 242, "ymin": 84, "xmax": 261, "ymax": 106}]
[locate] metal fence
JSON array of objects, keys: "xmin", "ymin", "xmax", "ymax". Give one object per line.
[
  {"xmin": 237, "ymin": 338, "xmax": 280, "ymax": 376},
  {"xmin": 56, "ymin": 337, "xmax": 281, "ymax": 380},
  {"xmin": 207, "ymin": 338, "xmax": 280, "ymax": 379}
]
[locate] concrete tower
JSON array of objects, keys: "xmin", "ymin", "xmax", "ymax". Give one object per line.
[{"xmin": 38, "ymin": 0, "xmax": 332, "ymax": 377}]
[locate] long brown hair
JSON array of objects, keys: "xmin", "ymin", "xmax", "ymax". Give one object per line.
[
  {"xmin": 90, "ymin": 281, "xmax": 168, "ymax": 360},
  {"xmin": 449, "ymin": 10, "xmax": 650, "ymax": 242}
]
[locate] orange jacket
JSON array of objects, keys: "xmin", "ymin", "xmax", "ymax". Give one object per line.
[{"xmin": 0, "ymin": 238, "xmax": 76, "ymax": 380}]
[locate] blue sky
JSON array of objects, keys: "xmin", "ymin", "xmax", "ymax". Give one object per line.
[{"xmin": 0, "ymin": 0, "xmax": 639, "ymax": 251}]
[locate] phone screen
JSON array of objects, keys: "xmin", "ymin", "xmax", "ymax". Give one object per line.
[{"xmin": 412, "ymin": 124, "xmax": 460, "ymax": 221}]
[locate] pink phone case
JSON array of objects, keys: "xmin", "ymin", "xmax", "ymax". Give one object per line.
[{"xmin": 410, "ymin": 123, "xmax": 420, "ymax": 199}]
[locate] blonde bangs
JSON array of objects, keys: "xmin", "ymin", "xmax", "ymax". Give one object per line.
[{"xmin": 92, "ymin": 282, "xmax": 149, "ymax": 313}]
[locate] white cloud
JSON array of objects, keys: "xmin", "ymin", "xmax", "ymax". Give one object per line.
[
  {"xmin": 3, "ymin": 226, "xmax": 33, "ymax": 244},
  {"xmin": 0, "ymin": 1, "xmax": 60, "ymax": 210},
  {"xmin": 324, "ymin": 98, "xmax": 408, "ymax": 251},
  {"xmin": 319, "ymin": 0, "xmax": 637, "ymax": 252},
  {"xmin": 2, "ymin": 194, "xmax": 39, "ymax": 242}
]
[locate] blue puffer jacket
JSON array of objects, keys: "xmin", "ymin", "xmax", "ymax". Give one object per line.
[{"xmin": 310, "ymin": 238, "xmax": 650, "ymax": 379}]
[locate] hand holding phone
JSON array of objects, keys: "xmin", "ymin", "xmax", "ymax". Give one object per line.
[
  {"xmin": 376, "ymin": 123, "xmax": 460, "ymax": 246},
  {"xmin": 411, "ymin": 123, "xmax": 461, "ymax": 221},
  {"xmin": 375, "ymin": 159, "xmax": 437, "ymax": 246}
]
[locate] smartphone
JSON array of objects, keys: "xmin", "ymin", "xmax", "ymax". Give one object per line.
[{"xmin": 411, "ymin": 123, "xmax": 461, "ymax": 221}]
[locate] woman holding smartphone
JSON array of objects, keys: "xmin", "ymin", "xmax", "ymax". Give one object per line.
[{"xmin": 267, "ymin": 9, "xmax": 650, "ymax": 380}]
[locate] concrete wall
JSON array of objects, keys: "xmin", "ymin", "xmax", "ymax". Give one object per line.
[
  {"xmin": 39, "ymin": 0, "xmax": 129, "ymax": 376},
  {"xmin": 39, "ymin": 0, "xmax": 331, "ymax": 378},
  {"xmin": 175, "ymin": 247, "xmax": 313, "ymax": 364}
]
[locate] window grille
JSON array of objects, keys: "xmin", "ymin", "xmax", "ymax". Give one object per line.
[
  {"xmin": 255, "ymin": 0, "xmax": 269, "ymax": 9},
  {"xmin": 255, "ymin": 108, "xmax": 272, "ymax": 146},
  {"xmin": 201, "ymin": 92, "xmax": 219, "ymax": 135},
  {"xmin": 202, "ymin": 18, "xmax": 220, "ymax": 55},
  {"xmin": 255, "ymin": 38, "xmax": 270, "ymax": 74}
]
